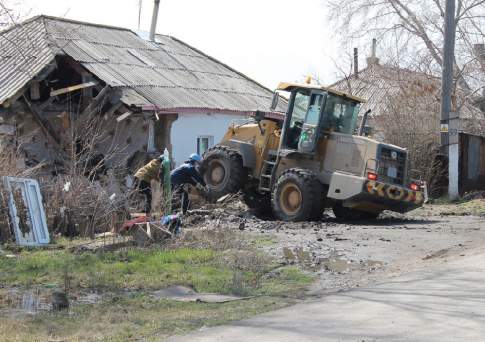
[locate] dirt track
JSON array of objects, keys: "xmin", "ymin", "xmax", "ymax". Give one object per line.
[
  {"xmin": 256, "ymin": 214, "xmax": 485, "ymax": 294},
  {"xmin": 186, "ymin": 200, "xmax": 485, "ymax": 296}
]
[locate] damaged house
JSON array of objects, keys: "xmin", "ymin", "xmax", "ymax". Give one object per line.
[{"xmin": 0, "ymin": 15, "xmax": 283, "ymax": 178}]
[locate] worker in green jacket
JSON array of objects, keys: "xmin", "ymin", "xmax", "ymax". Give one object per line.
[{"xmin": 134, "ymin": 155, "xmax": 164, "ymax": 214}]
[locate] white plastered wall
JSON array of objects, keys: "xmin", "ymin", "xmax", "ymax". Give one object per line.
[{"xmin": 170, "ymin": 112, "xmax": 247, "ymax": 166}]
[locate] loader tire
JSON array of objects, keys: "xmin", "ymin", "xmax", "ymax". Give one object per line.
[
  {"xmin": 200, "ymin": 146, "xmax": 247, "ymax": 202},
  {"xmin": 332, "ymin": 202, "xmax": 380, "ymax": 221},
  {"xmin": 272, "ymin": 169, "xmax": 324, "ymax": 222},
  {"xmin": 242, "ymin": 190, "xmax": 272, "ymax": 218}
]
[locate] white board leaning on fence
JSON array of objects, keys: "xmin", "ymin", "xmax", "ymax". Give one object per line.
[{"xmin": 2, "ymin": 177, "xmax": 50, "ymax": 246}]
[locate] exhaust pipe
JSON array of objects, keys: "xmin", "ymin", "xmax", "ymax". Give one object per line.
[
  {"xmin": 358, "ymin": 109, "xmax": 372, "ymax": 136},
  {"xmin": 149, "ymin": 0, "xmax": 161, "ymax": 41}
]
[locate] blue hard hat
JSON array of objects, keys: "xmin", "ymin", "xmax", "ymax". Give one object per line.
[{"xmin": 189, "ymin": 153, "xmax": 201, "ymax": 162}]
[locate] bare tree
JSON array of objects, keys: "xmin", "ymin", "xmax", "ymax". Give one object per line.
[
  {"xmin": 0, "ymin": 1, "xmax": 20, "ymax": 28},
  {"xmin": 326, "ymin": 0, "xmax": 485, "ymax": 94}
]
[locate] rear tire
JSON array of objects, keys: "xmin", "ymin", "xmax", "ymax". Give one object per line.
[
  {"xmin": 200, "ymin": 146, "xmax": 247, "ymax": 201},
  {"xmin": 332, "ymin": 202, "xmax": 380, "ymax": 221},
  {"xmin": 272, "ymin": 169, "xmax": 324, "ymax": 222}
]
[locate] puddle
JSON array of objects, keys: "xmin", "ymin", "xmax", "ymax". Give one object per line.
[
  {"xmin": 0, "ymin": 288, "xmax": 52, "ymax": 314},
  {"xmin": 0, "ymin": 287, "xmax": 103, "ymax": 316},
  {"xmin": 0, "ymin": 285, "xmax": 248, "ymax": 316}
]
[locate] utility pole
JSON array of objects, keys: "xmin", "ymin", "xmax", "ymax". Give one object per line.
[{"xmin": 440, "ymin": 0, "xmax": 459, "ymax": 200}]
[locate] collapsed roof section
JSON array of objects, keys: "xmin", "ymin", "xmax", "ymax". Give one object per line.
[{"xmin": 0, "ymin": 15, "xmax": 284, "ymax": 113}]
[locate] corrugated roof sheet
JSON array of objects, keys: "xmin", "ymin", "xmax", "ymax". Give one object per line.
[
  {"xmin": 0, "ymin": 17, "xmax": 55, "ymax": 105},
  {"xmin": 0, "ymin": 15, "xmax": 284, "ymax": 113}
]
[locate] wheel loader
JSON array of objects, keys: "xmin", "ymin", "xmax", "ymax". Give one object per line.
[{"xmin": 200, "ymin": 82, "xmax": 425, "ymax": 221}]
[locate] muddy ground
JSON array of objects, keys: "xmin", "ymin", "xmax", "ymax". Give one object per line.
[
  {"xmin": 184, "ymin": 199, "xmax": 485, "ymax": 296},
  {"xmin": 2, "ymin": 199, "xmax": 485, "ymax": 341}
]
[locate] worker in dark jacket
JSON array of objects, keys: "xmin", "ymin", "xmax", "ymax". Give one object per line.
[
  {"xmin": 170, "ymin": 153, "xmax": 207, "ymax": 214},
  {"xmin": 134, "ymin": 155, "xmax": 164, "ymax": 214}
]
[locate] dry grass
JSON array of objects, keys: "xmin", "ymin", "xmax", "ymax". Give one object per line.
[{"xmin": 0, "ymin": 295, "xmax": 294, "ymax": 342}]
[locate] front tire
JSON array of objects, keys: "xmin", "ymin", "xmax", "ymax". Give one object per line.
[
  {"xmin": 272, "ymin": 169, "xmax": 324, "ymax": 222},
  {"xmin": 200, "ymin": 146, "xmax": 247, "ymax": 201}
]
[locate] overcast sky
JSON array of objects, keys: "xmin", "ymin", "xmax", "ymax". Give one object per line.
[{"xmin": 16, "ymin": 0, "xmax": 353, "ymax": 89}]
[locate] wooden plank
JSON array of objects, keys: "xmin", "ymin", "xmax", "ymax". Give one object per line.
[
  {"xmin": 50, "ymin": 81, "xmax": 98, "ymax": 97},
  {"xmin": 116, "ymin": 111, "xmax": 132, "ymax": 122}
]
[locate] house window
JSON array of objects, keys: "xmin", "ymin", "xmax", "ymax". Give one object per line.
[{"xmin": 197, "ymin": 136, "xmax": 213, "ymax": 155}]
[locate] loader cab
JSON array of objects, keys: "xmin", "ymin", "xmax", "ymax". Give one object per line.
[{"xmin": 278, "ymin": 83, "xmax": 362, "ymax": 154}]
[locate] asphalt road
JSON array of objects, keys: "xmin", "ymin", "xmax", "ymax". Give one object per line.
[{"xmin": 169, "ymin": 248, "xmax": 485, "ymax": 342}]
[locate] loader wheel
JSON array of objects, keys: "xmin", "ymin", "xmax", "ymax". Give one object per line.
[
  {"xmin": 272, "ymin": 169, "xmax": 324, "ymax": 222},
  {"xmin": 242, "ymin": 190, "xmax": 272, "ymax": 218},
  {"xmin": 332, "ymin": 202, "xmax": 380, "ymax": 221},
  {"xmin": 200, "ymin": 146, "xmax": 247, "ymax": 201}
]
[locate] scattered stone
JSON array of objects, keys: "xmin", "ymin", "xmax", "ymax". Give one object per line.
[{"xmin": 334, "ymin": 237, "xmax": 349, "ymax": 241}]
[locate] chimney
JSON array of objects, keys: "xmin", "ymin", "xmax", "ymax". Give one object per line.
[
  {"xmin": 366, "ymin": 38, "xmax": 380, "ymax": 66},
  {"xmin": 474, "ymin": 44, "xmax": 485, "ymax": 97},
  {"xmin": 354, "ymin": 48, "xmax": 359, "ymax": 77},
  {"xmin": 149, "ymin": 0, "xmax": 161, "ymax": 42}
]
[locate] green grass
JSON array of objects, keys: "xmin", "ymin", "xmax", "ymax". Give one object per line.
[
  {"xmin": 0, "ymin": 238, "xmax": 313, "ymax": 341},
  {"xmin": 251, "ymin": 234, "xmax": 277, "ymax": 247},
  {"xmin": 0, "ymin": 245, "xmax": 312, "ymax": 295}
]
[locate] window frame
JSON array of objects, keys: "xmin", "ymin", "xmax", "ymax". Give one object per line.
[{"xmin": 197, "ymin": 135, "xmax": 214, "ymax": 155}]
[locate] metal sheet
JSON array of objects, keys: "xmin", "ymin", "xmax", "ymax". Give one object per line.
[{"xmin": 468, "ymin": 135, "xmax": 481, "ymax": 180}]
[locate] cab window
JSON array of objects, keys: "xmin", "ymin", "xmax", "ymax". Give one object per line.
[
  {"xmin": 285, "ymin": 90, "xmax": 310, "ymax": 149},
  {"xmin": 298, "ymin": 93, "xmax": 325, "ymax": 152},
  {"xmin": 321, "ymin": 94, "xmax": 360, "ymax": 134}
]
